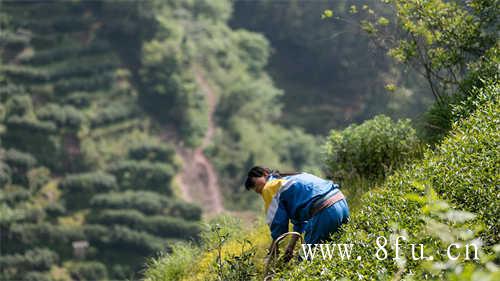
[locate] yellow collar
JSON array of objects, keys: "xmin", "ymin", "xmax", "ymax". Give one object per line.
[{"xmin": 261, "ymin": 178, "xmax": 286, "ymax": 211}]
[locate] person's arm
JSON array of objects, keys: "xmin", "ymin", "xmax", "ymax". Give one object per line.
[
  {"xmin": 283, "ymin": 235, "xmax": 300, "ymax": 262},
  {"xmin": 292, "ymin": 219, "xmax": 306, "ymax": 234},
  {"xmin": 267, "ymin": 199, "xmax": 289, "ymax": 240}
]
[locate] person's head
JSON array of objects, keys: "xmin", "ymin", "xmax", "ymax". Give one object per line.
[{"xmin": 245, "ymin": 166, "xmax": 271, "ymax": 194}]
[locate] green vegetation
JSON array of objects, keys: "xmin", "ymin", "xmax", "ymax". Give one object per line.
[
  {"xmin": 0, "ymin": 1, "xmax": 205, "ymax": 279},
  {"xmin": 143, "ymin": 0, "xmax": 498, "ymax": 280},
  {"xmin": 2, "ymin": 0, "xmax": 497, "ymax": 280},
  {"xmin": 325, "ymin": 115, "xmax": 422, "ymax": 179},
  {"xmin": 144, "ymin": 76, "xmax": 498, "ymax": 281},
  {"xmin": 230, "ymin": 0, "xmax": 432, "ymax": 134}
]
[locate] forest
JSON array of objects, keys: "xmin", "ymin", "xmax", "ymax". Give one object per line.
[{"xmin": 0, "ymin": 0, "xmax": 498, "ymax": 281}]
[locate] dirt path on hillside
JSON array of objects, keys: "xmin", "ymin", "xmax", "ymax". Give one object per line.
[{"xmin": 165, "ymin": 66, "xmax": 224, "ymax": 217}]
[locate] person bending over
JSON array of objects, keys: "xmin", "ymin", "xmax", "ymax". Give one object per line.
[{"xmin": 245, "ymin": 166, "xmax": 350, "ymax": 259}]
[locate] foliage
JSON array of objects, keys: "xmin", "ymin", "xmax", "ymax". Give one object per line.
[
  {"xmin": 0, "ymin": 1, "xmax": 205, "ymax": 279},
  {"xmin": 426, "ymin": 89, "xmax": 499, "ymax": 243},
  {"xmin": 277, "ymin": 82, "xmax": 499, "ymax": 280},
  {"xmin": 59, "ymin": 172, "xmax": 117, "ymax": 194},
  {"xmin": 87, "ymin": 209, "xmax": 201, "ymax": 239},
  {"xmin": 107, "ymin": 160, "xmax": 174, "ymax": 194},
  {"xmin": 144, "ymin": 243, "xmax": 200, "ymax": 281},
  {"xmin": 90, "ymin": 190, "xmax": 201, "ymax": 220},
  {"xmin": 1, "ymin": 148, "xmax": 37, "ymax": 185},
  {"xmin": 163, "ymin": 79, "xmax": 499, "ymax": 280},
  {"xmin": 230, "ymin": 0, "xmax": 430, "ymax": 134},
  {"xmin": 66, "ymin": 261, "xmax": 108, "ymax": 281},
  {"xmin": 325, "ymin": 115, "xmax": 422, "ymax": 179},
  {"xmin": 354, "ymin": 0, "xmax": 499, "ymax": 144},
  {"xmin": 144, "ymin": 216, "xmax": 270, "ymax": 281},
  {"xmin": 0, "ymin": 247, "xmax": 59, "ymax": 272},
  {"xmin": 128, "ymin": 142, "xmax": 176, "ymax": 163}
]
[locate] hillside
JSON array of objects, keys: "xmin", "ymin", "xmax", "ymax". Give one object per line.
[
  {"xmin": 143, "ymin": 78, "xmax": 499, "ymax": 280},
  {"xmin": 0, "ymin": 1, "xmax": 202, "ymax": 280},
  {"xmin": 143, "ymin": 0, "xmax": 499, "ymax": 280},
  {"xmin": 0, "ymin": 0, "xmax": 330, "ymax": 279}
]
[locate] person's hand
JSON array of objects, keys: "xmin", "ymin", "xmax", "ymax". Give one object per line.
[{"xmin": 283, "ymin": 245, "xmax": 294, "ymax": 262}]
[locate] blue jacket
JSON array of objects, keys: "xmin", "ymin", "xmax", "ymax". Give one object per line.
[{"xmin": 266, "ymin": 172, "xmax": 340, "ymax": 240}]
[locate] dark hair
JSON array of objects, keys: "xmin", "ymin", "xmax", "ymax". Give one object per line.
[{"xmin": 244, "ymin": 166, "xmax": 300, "ymax": 190}]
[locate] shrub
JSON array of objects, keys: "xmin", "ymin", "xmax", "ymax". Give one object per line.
[
  {"xmin": 128, "ymin": 142, "xmax": 176, "ymax": 163},
  {"xmin": 0, "ymin": 161, "xmax": 12, "ymax": 188},
  {"xmin": 90, "ymin": 191, "xmax": 170, "ymax": 215},
  {"xmin": 325, "ymin": 115, "xmax": 421, "ymax": 179},
  {"xmin": 4, "ymin": 95, "xmax": 34, "ymax": 118},
  {"xmin": 278, "ymin": 87, "xmax": 499, "ymax": 280},
  {"xmin": 37, "ymin": 103, "xmax": 85, "ymax": 130},
  {"xmin": 426, "ymin": 90, "xmax": 499, "ymax": 243},
  {"xmin": 63, "ymin": 92, "xmax": 92, "ymax": 108},
  {"xmin": 7, "ymin": 223, "xmax": 85, "ymax": 257},
  {"xmin": 88, "ymin": 209, "xmax": 201, "ymax": 239},
  {"xmin": 23, "ymin": 272, "xmax": 53, "ymax": 281},
  {"xmin": 90, "ymin": 191, "xmax": 202, "ymax": 220},
  {"xmin": 26, "ymin": 167, "xmax": 51, "ymax": 192},
  {"xmin": 59, "ymin": 172, "xmax": 117, "ymax": 193},
  {"xmin": 144, "ymin": 243, "xmax": 200, "ymax": 281},
  {"xmin": 417, "ymin": 98, "xmax": 454, "ymax": 145},
  {"xmin": 99, "ymin": 225, "xmax": 165, "ymax": 254},
  {"xmin": 5, "ymin": 116, "xmax": 57, "ymax": 134},
  {"xmin": 44, "ymin": 202, "xmax": 66, "ymax": 218},
  {"xmin": 90, "ymin": 103, "xmax": 137, "ymax": 128},
  {"xmin": 168, "ymin": 201, "xmax": 202, "ymax": 221},
  {"xmin": 2, "ymin": 149, "xmax": 37, "ymax": 185},
  {"xmin": 67, "ymin": 261, "xmax": 108, "ymax": 281},
  {"xmin": 107, "ymin": 161, "xmax": 174, "ymax": 194},
  {"xmin": 0, "ymin": 248, "xmax": 59, "ymax": 271},
  {"xmin": 59, "ymin": 172, "xmax": 117, "ymax": 210}
]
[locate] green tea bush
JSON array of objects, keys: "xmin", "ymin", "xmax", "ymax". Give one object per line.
[
  {"xmin": 4, "ymin": 95, "xmax": 34, "ymax": 118},
  {"xmin": 90, "ymin": 103, "xmax": 137, "ymax": 128},
  {"xmin": 22, "ymin": 272, "xmax": 53, "ymax": 281},
  {"xmin": 107, "ymin": 161, "xmax": 174, "ymax": 194},
  {"xmin": 90, "ymin": 191, "xmax": 171, "ymax": 214},
  {"xmin": 2, "ymin": 149, "xmax": 36, "ymax": 185},
  {"xmin": 5, "ymin": 116, "xmax": 57, "ymax": 134},
  {"xmin": 59, "ymin": 172, "xmax": 117, "ymax": 209},
  {"xmin": 53, "ymin": 72, "xmax": 113, "ymax": 95},
  {"xmin": 418, "ymin": 47, "xmax": 499, "ymax": 145},
  {"xmin": 59, "ymin": 172, "xmax": 117, "ymax": 193},
  {"xmin": 417, "ymin": 98, "xmax": 454, "ymax": 145},
  {"xmin": 128, "ymin": 143, "xmax": 176, "ymax": 163},
  {"xmin": 90, "ymin": 191, "xmax": 201, "ymax": 220},
  {"xmin": 67, "ymin": 261, "xmax": 108, "ymax": 281},
  {"xmin": 44, "ymin": 202, "xmax": 66, "ymax": 218},
  {"xmin": 325, "ymin": 115, "xmax": 421, "ymax": 179},
  {"xmin": 37, "ymin": 104, "xmax": 85, "ymax": 130},
  {"xmin": 7, "ymin": 223, "xmax": 85, "ymax": 257},
  {"xmin": 99, "ymin": 225, "xmax": 165, "ymax": 254},
  {"xmin": 0, "ymin": 186, "xmax": 31, "ymax": 204},
  {"xmin": 1, "ymin": 65, "xmax": 49, "ymax": 83},
  {"xmin": 0, "ymin": 161, "xmax": 11, "ymax": 187},
  {"xmin": 277, "ymin": 88, "xmax": 499, "ymax": 280},
  {"xmin": 168, "ymin": 200, "xmax": 202, "ymax": 221},
  {"xmin": 0, "ymin": 248, "xmax": 59, "ymax": 271},
  {"xmin": 144, "ymin": 243, "xmax": 200, "ymax": 281},
  {"xmin": 20, "ymin": 41, "xmax": 109, "ymax": 65},
  {"xmin": 88, "ymin": 209, "xmax": 201, "ymax": 239},
  {"xmin": 425, "ymin": 91, "xmax": 499, "ymax": 243},
  {"xmin": 63, "ymin": 92, "xmax": 92, "ymax": 108}
]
